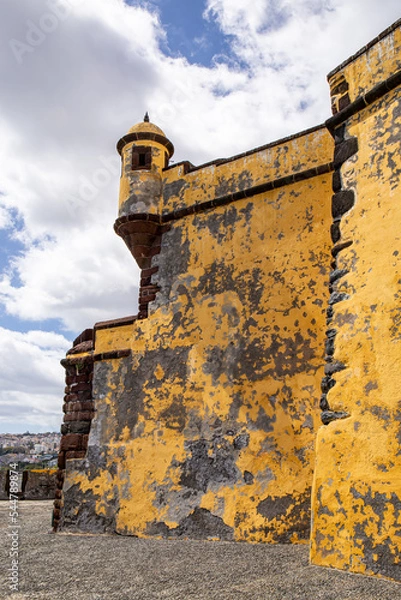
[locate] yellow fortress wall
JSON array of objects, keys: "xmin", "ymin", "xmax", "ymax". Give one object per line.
[
  {"xmin": 53, "ymin": 19, "xmax": 401, "ymax": 583},
  {"xmin": 311, "ymin": 21, "xmax": 401, "ymax": 581},
  {"xmin": 59, "ymin": 125, "xmax": 333, "ymax": 543}
]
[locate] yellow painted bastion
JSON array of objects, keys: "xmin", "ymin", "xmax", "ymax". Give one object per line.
[{"xmin": 53, "ymin": 20, "xmax": 401, "ymax": 583}]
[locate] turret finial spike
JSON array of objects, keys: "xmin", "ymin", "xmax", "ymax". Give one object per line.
[{"xmin": 144, "ymin": 112, "xmax": 150, "ymax": 122}]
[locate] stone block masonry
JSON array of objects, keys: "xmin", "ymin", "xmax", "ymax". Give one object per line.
[
  {"xmin": 52, "ymin": 329, "xmax": 94, "ymax": 530},
  {"xmin": 53, "ymin": 18, "xmax": 401, "ymax": 583},
  {"xmin": 0, "ymin": 469, "xmax": 57, "ymax": 500}
]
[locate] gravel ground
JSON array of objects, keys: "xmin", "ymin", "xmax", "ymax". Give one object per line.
[{"xmin": 1, "ymin": 501, "xmax": 400, "ymax": 600}]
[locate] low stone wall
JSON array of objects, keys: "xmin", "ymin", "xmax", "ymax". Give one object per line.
[
  {"xmin": 0, "ymin": 469, "xmax": 57, "ymax": 500},
  {"xmin": 0, "ymin": 469, "xmax": 8, "ymax": 500},
  {"xmin": 23, "ymin": 469, "xmax": 57, "ymax": 500}
]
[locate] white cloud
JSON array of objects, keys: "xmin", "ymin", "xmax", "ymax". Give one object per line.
[
  {"xmin": 201, "ymin": 0, "xmax": 401, "ymax": 142},
  {"xmin": 0, "ymin": 327, "xmax": 70, "ymax": 432},
  {"xmin": 205, "ymin": 0, "xmax": 288, "ymax": 36},
  {"xmin": 0, "ymin": 230, "xmax": 140, "ymax": 331},
  {"xmin": 0, "ymin": 205, "xmax": 11, "ymax": 229},
  {"xmin": 0, "ymin": 0, "xmax": 400, "ymax": 431}
]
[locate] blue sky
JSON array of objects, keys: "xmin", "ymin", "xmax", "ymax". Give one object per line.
[
  {"xmin": 130, "ymin": 0, "xmax": 232, "ymax": 65},
  {"xmin": 0, "ymin": 0, "xmax": 400, "ymax": 433}
]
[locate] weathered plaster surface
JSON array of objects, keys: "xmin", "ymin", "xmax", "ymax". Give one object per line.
[
  {"xmin": 329, "ymin": 22, "xmax": 401, "ymax": 106},
  {"xmin": 311, "ymin": 31, "xmax": 401, "ymax": 581},
  {"xmin": 56, "ymin": 19, "xmax": 401, "ymax": 583},
  {"xmin": 61, "ymin": 129, "xmax": 333, "ymax": 544},
  {"xmin": 162, "ymin": 126, "xmax": 332, "ymax": 214}
]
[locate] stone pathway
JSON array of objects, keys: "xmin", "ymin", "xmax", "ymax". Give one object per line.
[{"xmin": 1, "ymin": 501, "xmax": 400, "ymax": 599}]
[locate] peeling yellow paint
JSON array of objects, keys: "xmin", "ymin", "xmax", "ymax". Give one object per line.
[
  {"xmin": 68, "ymin": 125, "xmax": 333, "ymax": 545},
  {"xmin": 95, "ymin": 324, "xmax": 134, "ymax": 354},
  {"xmin": 311, "ymin": 39, "xmax": 401, "ymax": 581},
  {"xmin": 59, "ymin": 19, "xmax": 401, "ymax": 584},
  {"xmin": 328, "ymin": 25, "xmax": 401, "ymax": 106}
]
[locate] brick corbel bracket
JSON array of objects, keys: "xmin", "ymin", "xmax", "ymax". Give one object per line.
[
  {"xmin": 114, "ymin": 214, "xmax": 170, "ymax": 270},
  {"xmin": 114, "ymin": 214, "xmax": 171, "ymax": 319}
]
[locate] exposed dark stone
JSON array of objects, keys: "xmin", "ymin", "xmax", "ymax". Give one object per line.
[
  {"xmin": 364, "ymin": 381, "xmax": 379, "ymax": 395},
  {"xmin": 333, "ymin": 137, "xmax": 358, "ymax": 168},
  {"xmin": 258, "ymin": 494, "xmax": 294, "ymax": 520},
  {"xmin": 255, "ymin": 408, "xmax": 276, "ymax": 433},
  {"xmin": 151, "ymin": 224, "xmax": 191, "ymax": 309},
  {"xmin": 333, "ymin": 125, "xmax": 346, "ymax": 144},
  {"xmin": 93, "ymin": 358, "xmax": 140, "ymax": 439},
  {"xmin": 350, "ymin": 488, "xmax": 401, "ymax": 580},
  {"xmin": 0, "ymin": 470, "xmax": 8, "ymax": 500},
  {"xmin": 197, "ymin": 259, "xmax": 236, "ymax": 299},
  {"xmin": 256, "ymin": 490, "xmax": 311, "ymax": 542},
  {"xmin": 321, "ymin": 376, "xmax": 336, "ymax": 394},
  {"xmin": 118, "ymin": 176, "xmax": 163, "ymax": 218},
  {"xmin": 173, "ymin": 507, "xmax": 234, "ymax": 541},
  {"xmin": 94, "ymin": 347, "xmax": 190, "ymax": 440},
  {"xmin": 332, "ymin": 190, "xmax": 355, "ymax": 219},
  {"xmin": 60, "ymin": 487, "xmax": 116, "ymax": 533},
  {"xmin": 22, "ymin": 470, "xmax": 57, "ymax": 500},
  {"xmin": 324, "ymin": 329, "xmax": 337, "ymax": 358},
  {"xmin": 202, "ymin": 324, "xmax": 316, "ymax": 384},
  {"xmin": 179, "ymin": 438, "xmax": 240, "ymax": 493},
  {"xmin": 244, "ymin": 470, "xmax": 254, "ymax": 484},
  {"xmin": 321, "ymin": 410, "xmax": 350, "ymax": 425},
  {"xmin": 324, "ymin": 361, "xmax": 346, "ymax": 375},
  {"xmin": 330, "ymin": 268, "xmax": 348, "ymax": 284},
  {"xmin": 338, "ymin": 94, "xmax": 351, "ymax": 111},
  {"xmin": 320, "ymin": 395, "xmax": 330, "ymax": 410},
  {"xmin": 240, "ymin": 332, "xmax": 316, "ymax": 381},
  {"xmin": 203, "ymin": 342, "xmax": 240, "ymax": 385},
  {"xmin": 162, "ymin": 178, "xmax": 189, "ymax": 205},
  {"xmin": 325, "ymin": 337, "xmax": 335, "ymax": 357},
  {"xmin": 228, "ymin": 393, "xmax": 243, "ymax": 422},
  {"xmin": 195, "ymin": 204, "xmax": 249, "ymax": 246},
  {"xmin": 233, "ymin": 433, "xmax": 250, "ymax": 450},
  {"xmin": 332, "ymin": 170, "xmax": 342, "ymax": 192},
  {"xmin": 215, "ymin": 170, "xmax": 254, "ymax": 198},
  {"xmin": 329, "ymin": 291, "xmax": 350, "ymax": 305},
  {"xmin": 331, "ymin": 239, "xmax": 353, "ymax": 257},
  {"xmin": 331, "ymin": 78, "xmax": 349, "ymax": 96},
  {"xmin": 146, "ymin": 521, "xmax": 171, "ymax": 537},
  {"xmin": 159, "ymin": 397, "xmax": 187, "ymax": 432},
  {"xmin": 369, "ymin": 405, "xmax": 390, "ymax": 421},
  {"xmin": 85, "ymin": 446, "xmax": 108, "ymax": 479}
]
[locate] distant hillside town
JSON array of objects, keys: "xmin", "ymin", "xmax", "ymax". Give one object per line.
[{"xmin": 0, "ymin": 432, "xmax": 61, "ymax": 468}]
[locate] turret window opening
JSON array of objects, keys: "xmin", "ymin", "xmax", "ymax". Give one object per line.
[{"xmin": 132, "ymin": 146, "xmax": 152, "ymax": 170}]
